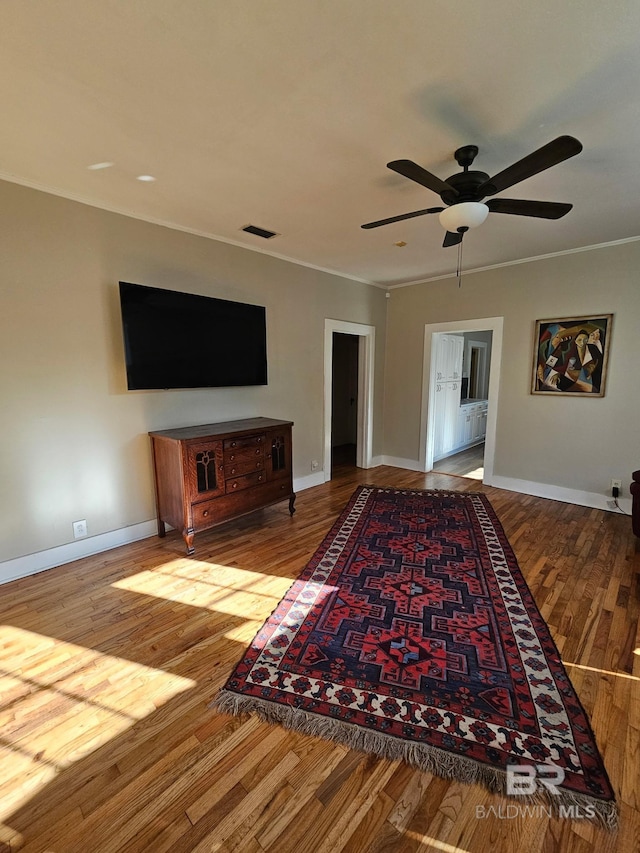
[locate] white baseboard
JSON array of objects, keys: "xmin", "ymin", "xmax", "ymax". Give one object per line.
[
  {"xmin": 376, "ymin": 460, "xmax": 634, "ymax": 516},
  {"xmin": 0, "ymin": 473, "xmax": 327, "ymax": 586},
  {"xmin": 486, "ymin": 473, "xmax": 633, "ymax": 514},
  {"xmin": 379, "ymin": 456, "xmax": 425, "ymax": 472},
  {"xmin": 0, "ymin": 520, "xmax": 158, "ymax": 586},
  {"xmin": 293, "ymin": 471, "xmax": 325, "ymax": 491},
  {"xmin": 2, "ymin": 470, "xmax": 631, "ymax": 587}
]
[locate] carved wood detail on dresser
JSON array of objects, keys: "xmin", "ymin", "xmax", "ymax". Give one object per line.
[{"xmin": 149, "ymin": 417, "xmax": 295, "ymax": 554}]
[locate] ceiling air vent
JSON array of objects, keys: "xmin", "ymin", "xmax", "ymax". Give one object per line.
[{"xmin": 241, "ymin": 224, "xmax": 278, "ymax": 239}]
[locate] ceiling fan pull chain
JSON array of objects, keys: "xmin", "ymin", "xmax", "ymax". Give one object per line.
[{"xmin": 457, "ymin": 238, "xmax": 463, "ymax": 287}]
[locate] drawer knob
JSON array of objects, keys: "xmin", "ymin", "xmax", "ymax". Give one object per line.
[
  {"xmin": 258, "ymin": 475, "xmax": 263, "ymax": 481},
  {"xmin": 202, "ymin": 510, "xmax": 209, "ymax": 517},
  {"xmin": 231, "ymin": 467, "xmax": 236, "ymax": 474},
  {"xmin": 229, "ymin": 453, "xmax": 235, "ymax": 461},
  {"xmin": 232, "ymin": 482, "xmax": 238, "ymax": 489},
  {"xmin": 255, "ymin": 448, "xmax": 261, "ymax": 455},
  {"xmin": 230, "ymin": 441, "xmax": 237, "ymax": 448}
]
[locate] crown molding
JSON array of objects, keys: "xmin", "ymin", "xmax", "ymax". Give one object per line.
[
  {"xmin": 0, "ymin": 172, "xmax": 383, "ymax": 288},
  {"xmin": 386, "ymin": 235, "xmax": 640, "ymax": 289}
]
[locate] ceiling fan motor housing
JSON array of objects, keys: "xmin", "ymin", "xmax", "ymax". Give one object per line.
[{"xmin": 440, "ymin": 170, "xmax": 491, "ymax": 206}]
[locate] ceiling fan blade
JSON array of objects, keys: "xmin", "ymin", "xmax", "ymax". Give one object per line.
[
  {"xmin": 443, "ymin": 231, "xmax": 463, "ymax": 248},
  {"xmin": 486, "ymin": 198, "xmax": 573, "ymax": 219},
  {"xmin": 479, "ymin": 136, "xmax": 582, "ymax": 196},
  {"xmin": 387, "ymin": 159, "xmax": 459, "ymax": 197},
  {"xmin": 361, "ymin": 207, "xmax": 444, "ymax": 230}
]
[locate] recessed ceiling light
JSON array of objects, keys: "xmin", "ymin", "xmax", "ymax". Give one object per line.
[
  {"xmin": 137, "ymin": 175, "xmax": 156, "ymax": 182},
  {"xmin": 87, "ymin": 161, "xmax": 114, "ymax": 170}
]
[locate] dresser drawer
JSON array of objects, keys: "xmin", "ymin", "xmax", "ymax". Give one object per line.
[
  {"xmin": 224, "ymin": 444, "xmax": 265, "ymax": 472},
  {"xmin": 225, "ymin": 470, "xmax": 266, "ymax": 494},
  {"xmin": 224, "ymin": 455, "xmax": 265, "ymax": 477},
  {"xmin": 223, "ymin": 433, "xmax": 266, "ymax": 452},
  {"xmin": 192, "ymin": 499, "xmax": 220, "ymax": 529}
]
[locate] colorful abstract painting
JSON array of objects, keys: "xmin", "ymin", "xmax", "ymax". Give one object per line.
[{"xmin": 532, "ymin": 314, "xmax": 612, "ymax": 395}]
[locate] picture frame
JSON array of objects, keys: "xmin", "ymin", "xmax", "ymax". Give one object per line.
[{"xmin": 532, "ymin": 314, "xmax": 612, "ymax": 396}]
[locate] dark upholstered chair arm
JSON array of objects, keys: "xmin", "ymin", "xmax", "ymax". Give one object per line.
[{"xmin": 631, "ymin": 471, "xmax": 640, "ymax": 538}]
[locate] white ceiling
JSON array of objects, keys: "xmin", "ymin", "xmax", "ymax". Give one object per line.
[{"xmin": 2, "ymin": 1, "xmax": 640, "ymax": 287}]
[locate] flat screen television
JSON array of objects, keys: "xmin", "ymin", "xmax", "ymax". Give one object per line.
[{"xmin": 118, "ymin": 281, "xmax": 267, "ymax": 390}]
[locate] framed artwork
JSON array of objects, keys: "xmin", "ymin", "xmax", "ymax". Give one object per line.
[{"xmin": 532, "ymin": 314, "xmax": 612, "ymax": 396}]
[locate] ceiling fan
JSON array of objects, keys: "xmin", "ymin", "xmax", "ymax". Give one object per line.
[{"xmin": 361, "ymin": 136, "xmax": 583, "ymax": 247}]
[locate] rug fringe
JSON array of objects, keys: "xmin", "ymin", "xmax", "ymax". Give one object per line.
[{"xmin": 212, "ymin": 690, "xmax": 618, "ymax": 830}]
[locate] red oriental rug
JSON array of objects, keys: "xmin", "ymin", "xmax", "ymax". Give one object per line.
[{"xmin": 214, "ymin": 485, "xmax": 617, "ymax": 826}]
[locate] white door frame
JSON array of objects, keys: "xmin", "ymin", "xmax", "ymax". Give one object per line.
[
  {"xmin": 466, "ymin": 339, "xmax": 489, "ymax": 399},
  {"xmin": 420, "ymin": 317, "xmax": 503, "ymax": 483},
  {"xmin": 324, "ymin": 319, "xmax": 375, "ymax": 480}
]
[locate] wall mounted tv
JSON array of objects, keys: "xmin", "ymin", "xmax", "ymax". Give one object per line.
[{"xmin": 118, "ymin": 281, "xmax": 267, "ymax": 390}]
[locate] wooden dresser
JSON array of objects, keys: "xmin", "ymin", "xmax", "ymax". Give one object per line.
[{"xmin": 149, "ymin": 417, "xmax": 295, "ymax": 554}]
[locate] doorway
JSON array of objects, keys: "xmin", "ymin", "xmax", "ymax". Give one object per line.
[
  {"xmin": 468, "ymin": 340, "xmax": 489, "ymax": 400},
  {"xmin": 420, "ymin": 317, "xmax": 503, "ymax": 485},
  {"xmin": 331, "ymin": 333, "xmax": 359, "ymax": 469},
  {"xmin": 433, "ymin": 331, "xmax": 492, "ymax": 479},
  {"xmin": 324, "ymin": 319, "xmax": 375, "ymax": 481}
]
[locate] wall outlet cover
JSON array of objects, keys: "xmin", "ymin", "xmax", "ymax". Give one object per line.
[{"xmin": 73, "ymin": 520, "xmax": 88, "ymax": 539}]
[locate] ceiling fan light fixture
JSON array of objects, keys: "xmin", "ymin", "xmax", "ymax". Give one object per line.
[{"xmin": 438, "ymin": 202, "xmax": 489, "ymax": 233}]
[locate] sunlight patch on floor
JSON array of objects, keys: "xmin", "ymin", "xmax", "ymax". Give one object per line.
[
  {"xmin": 112, "ymin": 561, "xmax": 293, "ymax": 618},
  {"xmin": 0, "ymin": 820, "xmax": 23, "ymax": 849},
  {"xmin": 461, "ymin": 466, "xmax": 484, "ymax": 480},
  {"xmin": 563, "ymin": 660, "xmax": 640, "ymax": 682},
  {"xmin": 223, "ymin": 621, "xmax": 264, "ymax": 643},
  {"xmin": 0, "ymin": 625, "xmax": 195, "ymax": 821},
  {"xmin": 405, "ymin": 832, "xmax": 470, "ymax": 852}
]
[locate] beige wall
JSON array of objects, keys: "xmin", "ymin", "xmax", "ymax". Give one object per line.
[
  {"xmin": 384, "ymin": 240, "xmax": 640, "ymax": 498},
  {"xmin": 0, "ymin": 180, "xmax": 387, "ymax": 563},
  {"xmin": 3, "ymin": 174, "xmax": 638, "ymax": 570}
]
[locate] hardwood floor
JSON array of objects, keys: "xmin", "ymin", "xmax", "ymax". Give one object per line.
[
  {"xmin": 432, "ymin": 443, "xmax": 485, "ymax": 479},
  {"xmin": 0, "ymin": 465, "xmax": 638, "ymax": 852}
]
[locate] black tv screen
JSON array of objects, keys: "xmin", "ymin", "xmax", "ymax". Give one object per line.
[{"xmin": 118, "ymin": 281, "xmax": 267, "ymax": 389}]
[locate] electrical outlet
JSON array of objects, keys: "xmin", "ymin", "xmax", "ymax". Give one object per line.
[
  {"xmin": 72, "ymin": 519, "xmax": 88, "ymax": 539},
  {"xmin": 311, "ymin": 460, "xmax": 319, "ymax": 471},
  {"xmin": 610, "ymin": 479, "xmax": 622, "ymax": 496}
]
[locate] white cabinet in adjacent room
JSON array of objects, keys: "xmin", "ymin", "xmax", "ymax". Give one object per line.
[
  {"xmin": 432, "ymin": 331, "xmax": 491, "ymax": 463},
  {"xmin": 432, "ymin": 333, "xmax": 465, "ymax": 461},
  {"xmin": 433, "ymin": 380, "xmax": 461, "ymax": 460},
  {"xmin": 473, "ymin": 403, "xmax": 488, "ymax": 442},
  {"xmin": 457, "ymin": 405, "xmax": 473, "ymax": 447},
  {"xmin": 455, "ymin": 400, "xmax": 488, "ymax": 453},
  {"xmin": 433, "ymin": 334, "xmax": 488, "ymax": 462},
  {"xmin": 435, "ymin": 334, "xmax": 464, "ymax": 383}
]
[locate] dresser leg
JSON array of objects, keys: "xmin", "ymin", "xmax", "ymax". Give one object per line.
[
  {"xmin": 183, "ymin": 528, "xmax": 195, "ymax": 555},
  {"xmin": 289, "ymin": 493, "xmax": 296, "ymax": 516},
  {"xmin": 157, "ymin": 517, "xmax": 166, "ymax": 538}
]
